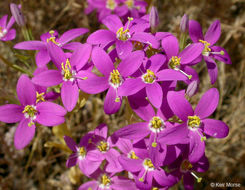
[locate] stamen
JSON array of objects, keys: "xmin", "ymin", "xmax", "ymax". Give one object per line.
[
  {"xmin": 169, "ymin": 56, "xmax": 181, "ymax": 69},
  {"xmin": 175, "ymin": 68, "xmax": 192, "ymax": 80},
  {"xmin": 143, "ymin": 158, "xmax": 155, "ymax": 171},
  {"xmin": 149, "ymin": 116, "xmax": 165, "ymax": 133},
  {"xmin": 116, "ymin": 17, "xmax": 133, "ymax": 41},
  {"xmin": 106, "ymin": 0, "xmax": 117, "ymax": 10},
  {"xmin": 139, "ymin": 169, "xmax": 147, "ymax": 182},
  {"xmin": 46, "ymin": 30, "xmax": 60, "ymax": 46},
  {"xmin": 109, "ymin": 69, "xmax": 122, "ymax": 88},
  {"xmin": 97, "ymin": 141, "xmax": 109, "ymax": 153},
  {"xmin": 210, "ymin": 50, "xmax": 225, "ymax": 55},
  {"xmin": 199, "ymin": 40, "xmax": 211, "ymax": 56},
  {"xmin": 36, "ymin": 92, "xmax": 45, "ymax": 103},
  {"xmin": 128, "ymin": 151, "xmax": 139, "ymax": 159},
  {"xmin": 191, "ymin": 172, "xmax": 202, "ymax": 183},
  {"xmin": 99, "ymin": 174, "xmax": 111, "ymax": 188},
  {"xmin": 188, "ymin": 115, "xmax": 201, "ymax": 128},
  {"xmin": 0, "ymin": 27, "xmax": 7, "ymax": 38},
  {"xmin": 78, "ymin": 146, "xmax": 86, "ymax": 159},
  {"xmin": 61, "ymin": 59, "xmax": 74, "ymax": 81},
  {"xmin": 125, "ymin": 0, "xmax": 134, "ymax": 9},
  {"xmin": 180, "ymin": 159, "xmax": 193, "ymax": 172},
  {"xmin": 142, "ymin": 69, "xmax": 157, "ymax": 84},
  {"xmin": 22, "ymin": 105, "xmax": 37, "ymax": 127}
]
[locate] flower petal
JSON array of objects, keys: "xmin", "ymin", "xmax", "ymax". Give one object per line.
[
  {"xmin": 204, "ymin": 20, "xmax": 221, "ymax": 45},
  {"xmin": 64, "ymin": 136, "xmax": 77, "ymax": 152},
  {"xmin": 105, "ymin": 148, "xmax": 123, "ymax": 173},
  {"xmin": 0, "ymin": 104, "xmax": 23, "ymax": 123},
  {"xmin": 0, "ymin": 15, "xmax": 7, "ymax": 28},
  {"xmin": 58, "ymin": 28, "xmax": 89, "ymax": 45},
  {"xmin": 113, "ymin": 122, "xmax": 149, "ymax": 140},
  {"xmin": 118, "ymin": 156, "xmax": 142, "ymax": 172},
  {"xmin": 188, "ymin": 20, "xmax": 204, "ymax": 42},
  {"xmin": 179, "ymin": 43, "xmax": 204, "ymax": 64},
  {"xmin": 32, "ymin": 70, "xmax": 63, "ymax": 87},
  {"xmin": 78, "ymin": 75, "xmax": 109, "ymax": 94},
  {"xmin": 117, "ymin": 50, "xmax": 144, "ymax": 77},
  {"xmin": 17, "ymin": 75, "xmax": 36, "ymax": 106},
  {"xmin": 78, "ymin": 181, "xmax": 98, "ymax": 190},
  {"xmin": 204, "ymin": 56, "xmax": 218, "ymax": 85},
  {"xmin": 70, "ymin": 43, "xmax": 92, "ymax": 70},
  {"xmin": 183, "ymin": 173, "xmax": 194, "ymax": 190},
  {"xmin": 161, "ymin": 35, "xmax": 179, "ymax": 59},
  {"xmin": 195, "ymin": 88, "xmax": 219, "ymax": 119},
  {"xmin": 131, "ymin": 32, "xmax": 159, "ymax": 49},
  {"xmin": 36, "ymin": 101, "xmax": 67, "ymax": 116},
  {"xmin": 1, "ymin": 29, "xmax": 16, "ymax": 41},
  {"xmin": 157, "ymin": 69, "xmax": 187, "ymax": 81},
  {"xmin": 35, "ymin": 50, "xmax": 50, "ymax": 67},
  {"xmin": 61, "ymin": 81, "xmax": 79, "ymax": 112},
  {"xmin": 79, "ymin": 159, "xmax": 101, "ymax": 176},
  {"xmin": 87, "ymin": 29, "xmax": 116, "ymax": 45},
  {"xmin": 203, "ymin": 119, "xmax": 229, "ymax": 138},
  {"xmin": 167, "ymin": 90, "xmax": 194, "ymax": 121},
  {"xmin": 104, "ymin": 87, "xmax": 122, "ymax": 115},
  {"xmin": 14, "ymin": 119, "xmax": 35, "ymax": 150},
  {"xmin": 91, "ymin": 47, "xmax": 114, "ymax": 76},
  {"xmin": 14, "ymin": 41, "xmax": 46, "ymax": 50},
  {"xmin": 66, "ymin": 153, "xmax": 78, "ymax": 168},
  {"xmin": 102, "ymin": 15, "xmax": 123, "ymax": 33},
  {"xmin": 116, "ymin": 40, "xmax": 133, "ymax": 59},
  {"xmin": 146, "ymin": 82, "xmax": 163, "ymax": 108},
  {"xmin": 118, "ymin": 78, "xmax": 145, "ymax": 96},
  {"xmin": 211, "ymin": 46, "xmax": 232, "ymax": 64}
]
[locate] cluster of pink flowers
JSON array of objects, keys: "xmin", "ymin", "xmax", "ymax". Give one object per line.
[{"xmin": 0, "ymin": 2, "xmax": 231, "ymax": 190}]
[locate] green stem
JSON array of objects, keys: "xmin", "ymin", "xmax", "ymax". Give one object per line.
[{"xmin": 0, "ymin": 54, "xmax": 33, "ymax": 77}]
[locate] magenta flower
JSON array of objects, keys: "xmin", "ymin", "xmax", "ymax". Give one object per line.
[
  {"xmin": 118, "ymin": 53, "xmax": 188, "ymax": 108},
  {"xmin": 85, "ymin": 124, "xmax": 123, "ymax": 173},
  {"xmin": 161, "ymin": 34, "xmax": 204, "ymax": 83},
  {"xmin": 14, "ymin": 28, "xmax": 88, "ymax": 67},
  {"xmin": 78, "ymin": 47, "xmax": 144, "ymax": 114},
  {"xmin": 0, "ymin": 75, "xmax": 67, "ymax": 149},
  {"xmin": 64, "ymin": 135, "xmax": 102, "ymax": 177},
  {"xmin": 32, "ymin": 43, "xmax": 92, "ymax": 112},
  {"xmin": 167, "ymin": 88, "xmax": 229, "ymax": 162},
  {"xmin": 189, "ymin": 20, "xmax": 232, "ymax": 84},
  {"xmin": 0, "ymin": 14, "xmax": 16, "ymax": 41},
  {"xmin": 118, "ymin": 144, "xmax": 178, "ymax": 189},
  {"xmin": 78, "ymin": 169, "xmax": 137, "ymax": 190},
  {"xmin": 87, "ymin": 15, "xmax": 158, "ymax": 59}
]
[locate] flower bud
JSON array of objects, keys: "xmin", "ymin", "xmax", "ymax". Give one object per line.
[
  {"xmin": 149, "ymin": 6, "xmax": 159, "ymax": 33},
  {"xmin": 186, "ymin": 80, "xmax": 198, "ymax": 97},
  {"xmin": 180, "ymin": 14, "xmax": 189, "ymax": 33},
  {"xmin": 10, "ymin": 3, "xmax": 25, "ymax": 26}
]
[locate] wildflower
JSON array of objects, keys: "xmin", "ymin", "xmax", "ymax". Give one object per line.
[
  {"xmin": 118, "ymin": 54, "xmax": 187, "ymax": 108},
  {"xmin": 0, "ymin": 75, "xmax": 67, "ymax": 149},
  {"xmin": 189, "ymin": 20, "xmax": 232, "ymax": 84},
  {"xmin": 10, "ymin": 4, "xmax": 25, "ymax": 26},
  {"xmin": 167, "ymin": 88, "xmax": 229, "ymax": 162},
  {"xmin": 87, "ymin": 15, "xmax": 158, "ymax": 59},
  {"xmin": 64, "ymin": 135, "xmax": 102, "ymax": 177},
  {"xmin": 32, "ymin": 43, "xmax": 92, "ymax": 112},
  {"xmin": 78, "ymin": 169, "xmax": 137, "ymax": 190},
  {"xmin": 0, "ymin": 14, "xmax": 16, "ymax": 41},
  {"xmin": 14, "ymin": 28, "xmax": 88, "ymax": 67},
  {"xmin": 78, "ymin": 47, "xmax": 144, "ymax": 114}
]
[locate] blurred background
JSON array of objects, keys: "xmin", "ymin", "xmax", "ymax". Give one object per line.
[{"xmin": 0, "ymin": 0, "xmax": 244, "ymax": 189}]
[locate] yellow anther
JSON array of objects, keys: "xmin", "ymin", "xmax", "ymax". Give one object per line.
[
  {"xmin": 36, "ymin": 92, "xmax": 45, "ymax": 103},
  {"xmin": 152, "ymin": 142, "xmax": 157, "ymax": 147},
  {"xmin": 101, "ymin": 174, "xmax": 111, "ymax": 185},
  {"xmin": 130, "ymin": 151, "xmax": 139, "ymax": 159},
  {"xmin": 46, "ymin": 30, "xmax": 60, "ymax": 45},
  {"xmin": 144, "ymin": 159, "xmax": 154, "ymax": 169},
  {"xmin": 199, "ymin": 39, "xmax": 211, "ymax": 53},
  {"xmin": 152, "ymin": 188, "xmax": 159, "ymax": 190},
  {"xmin": 22, "ymin": 105, "xmax": 37, "ymax": 118},
  {"xmin": 220, "ymin": 50, "xmax": 224, "ymax": 55},
  {"xmin": 181, "ymin": 160, "xmax": 193, "ymax": 172},
  {"xmin": 78, "ymin": 146, "xmax": 86, "ymax": 157},
  {"xmin": 110, "ymin": 69, "xmax": 122, "ymax": 87},
  {"xmin": 197, "ymin": 177, "xmax": 202, "ymax": 183},
  {"xmin": 115, "ymin": 97, "xmax": 120, "ymax": 102},
  {"xmin": 106, "ymin": 0, "xmax": 117, "ymax": 10},
  {"xmin": 125, "ymin": 0, "xmax": 134, "ymax": 9},
  {"xmin": 97, "ymin": 141, "xmax": 109, "ymax": 152},
  {"xmin": 28, "ymin": 121, "xmax": 35, "ymax": 127},
  {"xmin": 62, "ymin": 59, "xmax": 73, "ymax": 80},
  {"xmin": 116, "ymin": 17, "xmax": 133, "ymax": 41},
  {"xmin": 139, "ymin": 177, "xmax": 144, "ymax": 182},
  {"xmin": 188, "ymin": 115, "xmax": 201, "ymax": 128},
  {"xmin": 201, "ymin": 136, "xmax": 206, "ymax": 142},
  {"xmin": 143, "ymin": 69, "xmax": 156, "ymax": 83},
  {"xmin": 169, "ymin": 56, "xmax": 181, "ymax": 69},
  {"xmin": 150, "ymin": 117, "xmax": 164, "ymax": 129}
]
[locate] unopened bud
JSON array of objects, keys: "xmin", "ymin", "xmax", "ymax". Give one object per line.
[
  {"xmin": 186, "ymin": 80, "xmax": 198, "ymax": 97},
  {"xmin": 149, "ymin": 6, "xmax": 159, "ymax": 33},
  {"xmin": 180, "ymin": 14, "xmax": 189, "ymax": 33},
  {"xmin": 10, "ymin": 3, "xmax": 25, "ymax": 26}
]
